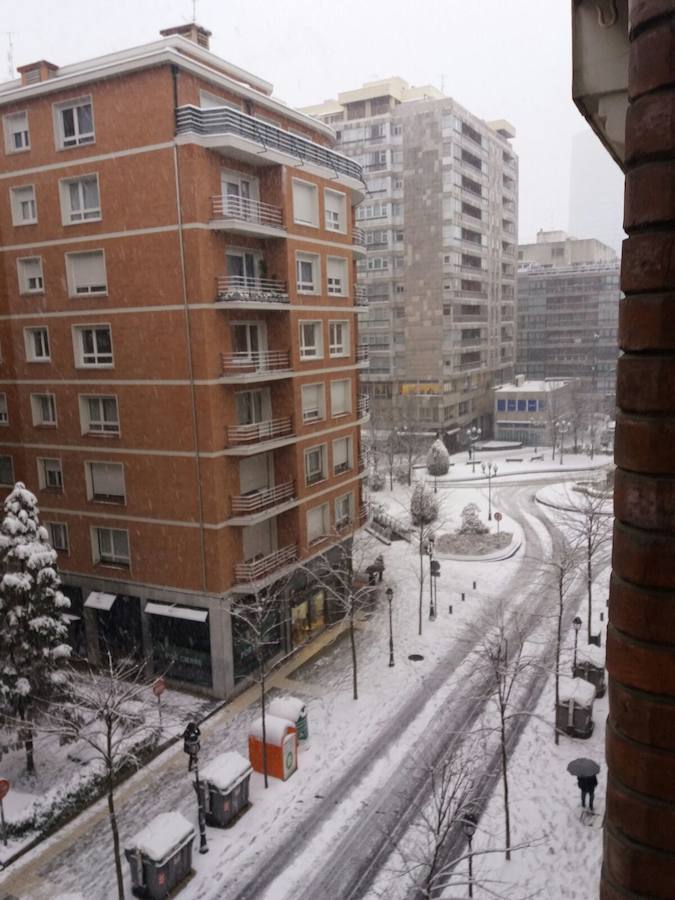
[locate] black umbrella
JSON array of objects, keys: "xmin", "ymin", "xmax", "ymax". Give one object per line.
[{"xmin": 567, "ymin": 758, "xmax": 600, "ymax": 777}]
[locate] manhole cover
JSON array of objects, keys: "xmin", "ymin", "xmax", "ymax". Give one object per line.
[{"xmin": 408, "ymin": 653, "xmax": 425, "ymax": 662}]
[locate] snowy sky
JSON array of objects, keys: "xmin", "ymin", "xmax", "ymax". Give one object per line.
[{"xmin": 3, "ymin": 0, "xmax": 625, "ymax": 248}]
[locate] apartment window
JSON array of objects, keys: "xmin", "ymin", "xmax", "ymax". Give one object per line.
[
  {"xmin": 0, "ymin": 456, "xmax": 14, "ymax": 486},
  {"xmin": 329, "ymin": 320, "xmax": 349, "ymax": 357},
  {"xmin": 24, "ymin": 327, "xmax": 50, "ymax": 362},
  {"xmin": 292, "ymin": 179, "xmax": 318, "ymax": 227},
  {"xmin": 235, "ymin": 389, "xmax": 266, "ymax": 425},
  {"xmin": 55, "ymin": 97, "xmax": 94, "ymax": 148},
  {"xmin": 330, "ymin": 380, "xmax": 352, "ymax": 417},
  {"xmin": 17, "ymin": 257, "xmax": 44, "ymax": 294},
  {"xmin": 31, "ymin": 393, "xmax": 57, "ymax": 427},
  {"xmin": 367, "ymin": 257, "xmax": 389, "ymax": 271},
  {"xmin": 324, "ymin": 189, "xmax": 346, "ymax": 232},
  {"xmin": 307, "ymin": 503, "xmax": 330, "ymax": 544},
  {"xmin": 335, "ymin": 493, "xmax": 354, "ymax": 528},
  {"xmin": 327, "ymin": 257, "xmax": 348, "ymax": 296},
  {"xmin": 4, "ymin": 111, "xmax": 29, "ymax": 153},
  {"xmin": 46, "ymin": 522, "xmax": 69, "ymax": 552},
  {"xmin": 74, "ymin": 325, "xmax": 113, "ymax": 367},
  {"xmin": 60, "ymin": 175, "xmax": 101, "ymax": 224},
  {"xmin": 333, "ymin": 436, "xmax": 353, "ymax": 475},
  {"xmin": 299, "ymin": 321, "xmax": 323, "ymax": 359},
  {"xmin": 66, "ymin": 250, "xmax": 107, "ymax": 296},
  {"xmin": 86, "ymin": 461, "xmax": 125, "ymax": 503},
  {"xmin": 80, "ymin": 396, "xmax": 119, "ymax": 435},
  {"xmin": 38, "ymin": 458, "xmax": 63, "ymax": 491},
  {"xmin": 301, "ymin": 383, "xmax": 325, "ymax": 423},
  {"xmin": 528, "ymin": 399, "xmax": 538, "ymax": 412},
  {"xmin": 92, "ymin": 526, "xmax": 129, "ymax": 567},
  {"xmin": 0, "ymin": 394, "xmax": 7, "ymax": 425},
  {"xmin": 304, "ymin": 444, "xmax": 326, "ymax": 485},
  {"xmin": 10, "ymin": 185, "xmax": 37, "ymax": 225},
  {"xmin": 296, "ymin": 253, "xmax": 320, "ymax": 293}
]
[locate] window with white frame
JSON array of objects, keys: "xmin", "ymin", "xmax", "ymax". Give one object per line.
[
  {"xmin": 0, "ymin": 456, "xmax": 14, "ymax": 486},
  {"xmin": 46, "ymin": 522, "xmax": 69, "ymax": 552},
  {"xmin": 31, "ymin": 393, "xmax": 57, "ymax": 427},
  {"xmin": 304, "ymin": 444, "xmax": 326, "ymax": 485},
  {"xmin": 335, "ymin": 492, "xmax": 354, "ymax": 528},
  {"xmin": 73, "ymin": 325, "xmax": 113, "ymax": 367},
  {"xmin": 0, "ymin": 393, "xmax": 7, "ymax": 425},
  {"xmin": 10, "ymin": 185, "xmax": 37, "ymax": 225},
  {"xmin": 292, "ymin": 179, "xmax": 318, "ymax": 226},
  {"xmin": 86, "ymin": 461, "xmax": 125, "ymax": 503},
  {"xmin": 4, "ymin": 111, "xmax": 29, "ymax": 153},
  {"xmin": 92, "ymin": 526, "xmax": 129, "ymax": 567},
  {"xmin": 66, "ymin": 250, "xmax": 107, "ymax": 296},
  {"xmin": 333, "ymin": 436, "xmax": 353, "ymax": 475},
  {"xmin": 38, "ymin": 457, "xmax": 63, "ymax": 490},
  {"xmin": 299, "ymin": 321, "xmax": 323, "ymax": 359},
  {"xmin": 327, "ymin": 257, "xmax": 348, "ymax": 296},
  {"xmin": 301, "ymin": 383, "xmax": 325, "ymax": 423},
  {"xmin": 324, "ymin": 189, "xmax": 346, "ymax": 232},
  {"xmin": 80, "ymin": 395, "xmax": 119, "ymax": 435},
  {"xmin": 307, "ymin": 502, "xmax": 329, "ymax": 544},
  {"xmin": 55, "ymin": 97, "xmax": 94, "ymax": 148},
  {"xmin": 296, "ymin": 253, "xmax": 320, "ymax": 293},
  {"xmin": 17, "ymin": 257, "xmax": 44, "ymax": 294},
  {"xmin": 329, "ymin": 320, "xmax": 350, "ymax": 357},
  {"xmin": 24, "ymin": 327, "xmax": 50, "ymax": 361},
  {"xmin": 60, "ymin": 175, "xmax": 101, "ymax": 224},
  {"xmin": 330, "ymin": 380, "xmax": 352, "ymax": 417}
]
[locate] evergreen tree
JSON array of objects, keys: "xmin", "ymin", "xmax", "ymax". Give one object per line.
[
  {"xmin": 0, "ymin": 482, "xmax": 71, "ymax": 772},
  {"xmin": 426, "ymin": 438, "xmax": 450, "ymax": 477}
]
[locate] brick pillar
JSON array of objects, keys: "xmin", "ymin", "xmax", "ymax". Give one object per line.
[{"xmin": 602, "ymin": 3, "xmax": 675, "ymax": 898}]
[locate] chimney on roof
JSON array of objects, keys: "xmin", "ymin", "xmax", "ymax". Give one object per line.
[
  {"xmin": 16, "ymin": 60, "xmax": 58, "ymax": 86},
  {"xmin": 160, "ymin": 23, "xmax": 212, "ymax": 49}
]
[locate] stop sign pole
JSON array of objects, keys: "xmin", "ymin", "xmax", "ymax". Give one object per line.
[
  {"xmin": 0, "ymin": 779, "xmax": 10, "ymax": 846},
  {"xmin": 153, "ymin": 678, "xmax": 166, "ymax": 730}
]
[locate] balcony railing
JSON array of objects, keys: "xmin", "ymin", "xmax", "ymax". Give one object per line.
[
  {"xmin": 231, "ymin": 480, "xmax": 295, "ymax": 515},
  {"xmin": 216, "ymin": 276, "xmax": 289, "ymax": 304},
  {"xmin": 355, "ymin": 286, "xmax": 369, "ymax": 306},
  {"xmin": 358, "ymin": 395, "xmax": 370, "ymax": 419},
  {"xmin": 221, "ymin": 350, "xmax": 291, "ymax": 376},
  {"xmin": 234, "ymin": 543, "xmax": 298, "ymax": 583},
  {"xmin": 211, "ymin": 194, "xmax": 285, "ymax": 230},
  {"xmin": 226, "ymin": 417, "xmax": 293, "ymax": 445},
  {"xmin": 359, "ymin": 504, "xmax": 370, "ymax": 524},
  {"xmin": 356, "ymin": 345, "xmax": 369, "ymax": 363},
  {"xmin": 353, "ymin": 227, "xmax": 366, "ymax": 247},
  {"xmin": 176, "ymin": 105, "xmax": 364, "ymax": 184}
]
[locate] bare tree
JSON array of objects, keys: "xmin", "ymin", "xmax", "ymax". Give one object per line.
[{"xmin": 411, "ymin": 484, "xmax": 439, "ymax": 636}]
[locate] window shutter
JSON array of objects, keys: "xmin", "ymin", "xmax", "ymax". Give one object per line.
[
  {"xmin": 333, "ymin": 438, "xmax": 348, "ymax": 467},
  {"xmin": 90, "ymin": 462, "xmax": 124, "ymax": 497},
  {"xmin": 70, "ymin": 251, "xmax": 106, "ymax": 291},
  {"xmin": 331, "ymin": 380, "xmax": 350, "ymax": 414},
  {"xmin": 293, "ymin": 181, "xmax": 317, "ymax": 224}
]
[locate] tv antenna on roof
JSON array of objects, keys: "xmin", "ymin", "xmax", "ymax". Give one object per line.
[
  {"xmin": 192, "ymin": 0, "xmax": 198, "ymax": 22},
  {"xmin": 2, "ymin": 32, "xmax": 14, "ymax": 79}
]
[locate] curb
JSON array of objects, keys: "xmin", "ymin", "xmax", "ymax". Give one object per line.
[{"xmin": 435, "ymin": 533, "xmax": 523, "ymax": 563}]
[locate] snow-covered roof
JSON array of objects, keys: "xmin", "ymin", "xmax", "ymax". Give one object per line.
[
  {"xmin": 559, "ymin": 677, "xmax": 596, "ymax": 708},
  {"xmin": 128, "ymin": 811, "xmax": 194, "ymax": 861},
  {"xmin": 200, "ymin": 751, "xmax": 252, "ymax": 793},
  {"xmin": 249, "ymin": 714, "xmax": 296, "ymax": 744},
  {"xmin": 269, "ymin": 697, "xmax": 306, "ymax": 722},
  {"xmin": 576, "ymin": 645, "xmax": 605, "ymax": 668},
  {"xmin": 494, "ymin": 380, "xmax": 568, "ymax": 394}
]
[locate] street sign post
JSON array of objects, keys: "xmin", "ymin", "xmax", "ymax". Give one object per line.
[
  {"xmin": 0, "ymin": 778, "xmax": 10, "ymax": 847},
  {"xmin": 153, "ymin": 678, "xmax": 166, "ymax": 729},
  {"xmin": 494, "ymin": 511, "xmax": 503, "ymax": 535}
]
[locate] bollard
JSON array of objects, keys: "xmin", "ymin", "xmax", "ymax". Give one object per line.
[
  {"xmin": 449, "ymin": 604, "xmax": 453, "ymax": 615},
  {"xmin": 600, "ymin": 612, "xmax": 604, "ymax": 622},
  {"xmin": 472, "ymin": 581, "xmax": 476, "ymax": 590},
  {"xmin": 461, "ymin": 592, "xmax": 465, "ymax": 602}
]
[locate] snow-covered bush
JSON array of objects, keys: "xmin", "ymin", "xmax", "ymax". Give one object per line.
[
  {"xmin": 369, "ymin": 471, "xmax": 385, "ymax": 492},
  {"xmin": 457, "ymin": 502, "xmax": 489, "ymax": 535},
  {"xmin": 426, "ymin": 438, "xmax": 450, "ymax": 477},
  {"xmin": 411, "ymin": 483, "xmax": 439, "ymax": 526}
]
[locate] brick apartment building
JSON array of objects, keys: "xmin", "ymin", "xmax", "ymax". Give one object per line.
[{"xmin": 0, "ymin": 23, "xmax": 368, "ymax": 697}]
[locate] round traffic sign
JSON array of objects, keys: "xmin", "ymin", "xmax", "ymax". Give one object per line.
[
  {"xmin": 152, "ymin": 678, "xmax": 166, "ymax": 697},
  {"xmin": 0, "ymin": 779, "xmax": 10, "ymax": 801},
  {"xmin": 494, "ymin": 512, "xmax": 503, "ymax": 522}
]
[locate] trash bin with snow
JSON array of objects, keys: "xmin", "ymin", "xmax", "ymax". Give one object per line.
[
  {"xmin": 556, "ymin": 677, "xmax": 596, "ymax": 739},
  {"xmin": 248, "ymin": 714, "xmax": 297, "ymax": 781},
  {"xmin": 573, "ymin": 644, "xmax": 606, "ymax": 698},
  {"xmin": 269, "ymin": 696, "xmax": 308, "ymax": 742},
  {"xmin": 124, "ymin": 811, "xmax": 194, "ymax": 899},
  {"xmin": 200, "ymin": 750, "xmax": 253, "ymax": 828}
]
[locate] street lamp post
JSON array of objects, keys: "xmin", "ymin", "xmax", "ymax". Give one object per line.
[
  {"xmin": 559, "ymin": 419, "xmax": 570, "ymax": 465},
  {"xmin": 386, "ymin": 587, "xmax": 395, "ymax": 667},
  {"xmin": 462, "ymin": 809, "xmax": 478, "ymax": 898},
  {"xmin": 427, "ymin": 537, "xmax": 437, "ymax": 620},
  {"xmin": 573, "ymin": 616, "xmax": 582, "ymax": 670},
  {"xmin": 466, "ymin": 425, "xmax": 482, "ymax": 474},
  {"xmin": 481, "ymin": 461, "xmax": 498, "ymax": 520},
  {"xmin": 529, "ymin": 417, "xmax": 538, "ymax": 453},
  {"xmin": 183, "ymin": 722, "xmax": 209, "ymax": 854}
]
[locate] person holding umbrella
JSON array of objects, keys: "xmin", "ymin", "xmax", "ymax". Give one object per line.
[{"xmin": 567, "ymin": 758, "xmax": 600, "ymax": 811}]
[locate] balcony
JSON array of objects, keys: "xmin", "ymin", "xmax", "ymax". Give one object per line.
[
  {"xmin": 216, "ymin": 276, "xmax": 289, "ymax": 308},
  {"xmin": 352, "ymin": 228, "xmax": 367, "ymax": 257},
  {"xmin": 220, "ymin": 350, "xmax": 291, "ymax": 383},
  {"xmin": 356, "ymin": 345, "xmax": 369, "ymax": 366},
  {"xmin": 175, "ymin": 105, "xmax": 365, "ymax": 198},
  {"xmin": 234, "ymin": 543, "xmax": 298, "ymax": 585},
  {"xmin": 225, "ymin": 417, "xmax": 294, "ymax": 453},
  {"xmin": 359, "ymin": 504, "xmax": 370, "ymax": 525},
  {"xmin": 355, "ymin": 286, "xmax": 369, "ymax": 307},
  {"xmin": 228, "ymin": 480, "xmax": 297, "ymax": 525},
  {"xmin": 358, "ymin": 395, "xmax": 370, "ymax": 420},
  {"xmin": 210, "ymin": 195, "xmax": 286, "ymax": 238}
]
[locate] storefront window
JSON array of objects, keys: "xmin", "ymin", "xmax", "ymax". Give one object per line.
[
  {"xmin": 148, "ymin": 609, "xmax": 212, "ymax": 687},
  {"xmin": 97, "ymin": 594, "xmax": 143, "ymax": 662},
  {"xmin": 291, "ymin": 589, "xmax": 326, "ymax": 646},
  {"xmin": 232, "ymin": 601, "xmax": 281, "ymax": 682}
]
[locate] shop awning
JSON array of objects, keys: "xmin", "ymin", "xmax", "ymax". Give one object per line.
[
  {"xmin": 144, "ymin": 602, "xmax": 208, "ymax": 623},
  {"xmin": 63, "ymin": 613, "xmax": 81, "ymax": 622},
  {"xmin": 84, "ymin": 591, "xmax": 116, "ymax": 611}
]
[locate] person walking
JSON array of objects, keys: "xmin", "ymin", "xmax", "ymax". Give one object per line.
[{"xmin": 577, "ymin": 774, "xmax": 598, "ymax": 810}]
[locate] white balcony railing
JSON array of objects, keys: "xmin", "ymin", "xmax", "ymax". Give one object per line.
[
  {"xmin": 355, "ymin": 286, "xmax": 369, "ymax": 306},
  {"xmin": 353, "ymin": 227, "xmax": 366, "ymax": 247},
  {"xmin": 231, "ymin": 480, "xmax": 295, "ymax": 515},
  {"xmin": 358, "ymin": 395, "xmax": 370, "ymax": 419},
  {"xmin": 216, "ymin": 276, "xmax": 289, "ymax": 304},
  {"xmin": 221, "ymin": 349, "xmax": 291, "ymax": 375},
  {"xmin": 226, "ymin": 417, "xmax": 293, "ymax": 445},
  {"xmin": 211, "ymin": 194, "xmax": 285, "ymax": 229},
  {"xmin": 234, "ymin": 543, "xmax": 298, "ymax": 583}
]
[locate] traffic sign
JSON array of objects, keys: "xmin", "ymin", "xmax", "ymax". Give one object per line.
[
  {"xmin": 152, "ymin": 678, "xmax": 166, "ymax": 697},
  {"xmin": 0, "ymin": 779, "xmax": 9, "ymax": 801},
  {"xmin": 494, "ymin": 512, "xmax": 503, "ymax": 522}
]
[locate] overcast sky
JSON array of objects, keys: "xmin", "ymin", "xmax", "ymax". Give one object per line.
[{"xmin": 3, "ymin": 0, "xmax": 625, "ymax": 249}]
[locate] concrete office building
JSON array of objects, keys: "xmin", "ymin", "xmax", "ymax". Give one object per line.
[
  {"xmin": 302, "ymin": 79, "xmax": 518, "ymax": 447},
  {"xmin": 517, "ymin": 229, "xmax": 620, "ymax": 412},
  {"xmin": 493, "ymin": 376, "xmax": 572, "ymax": 445},
  {"xmin": 0, "ymin": 23, "xmax": 368, "ymax": 697}
]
